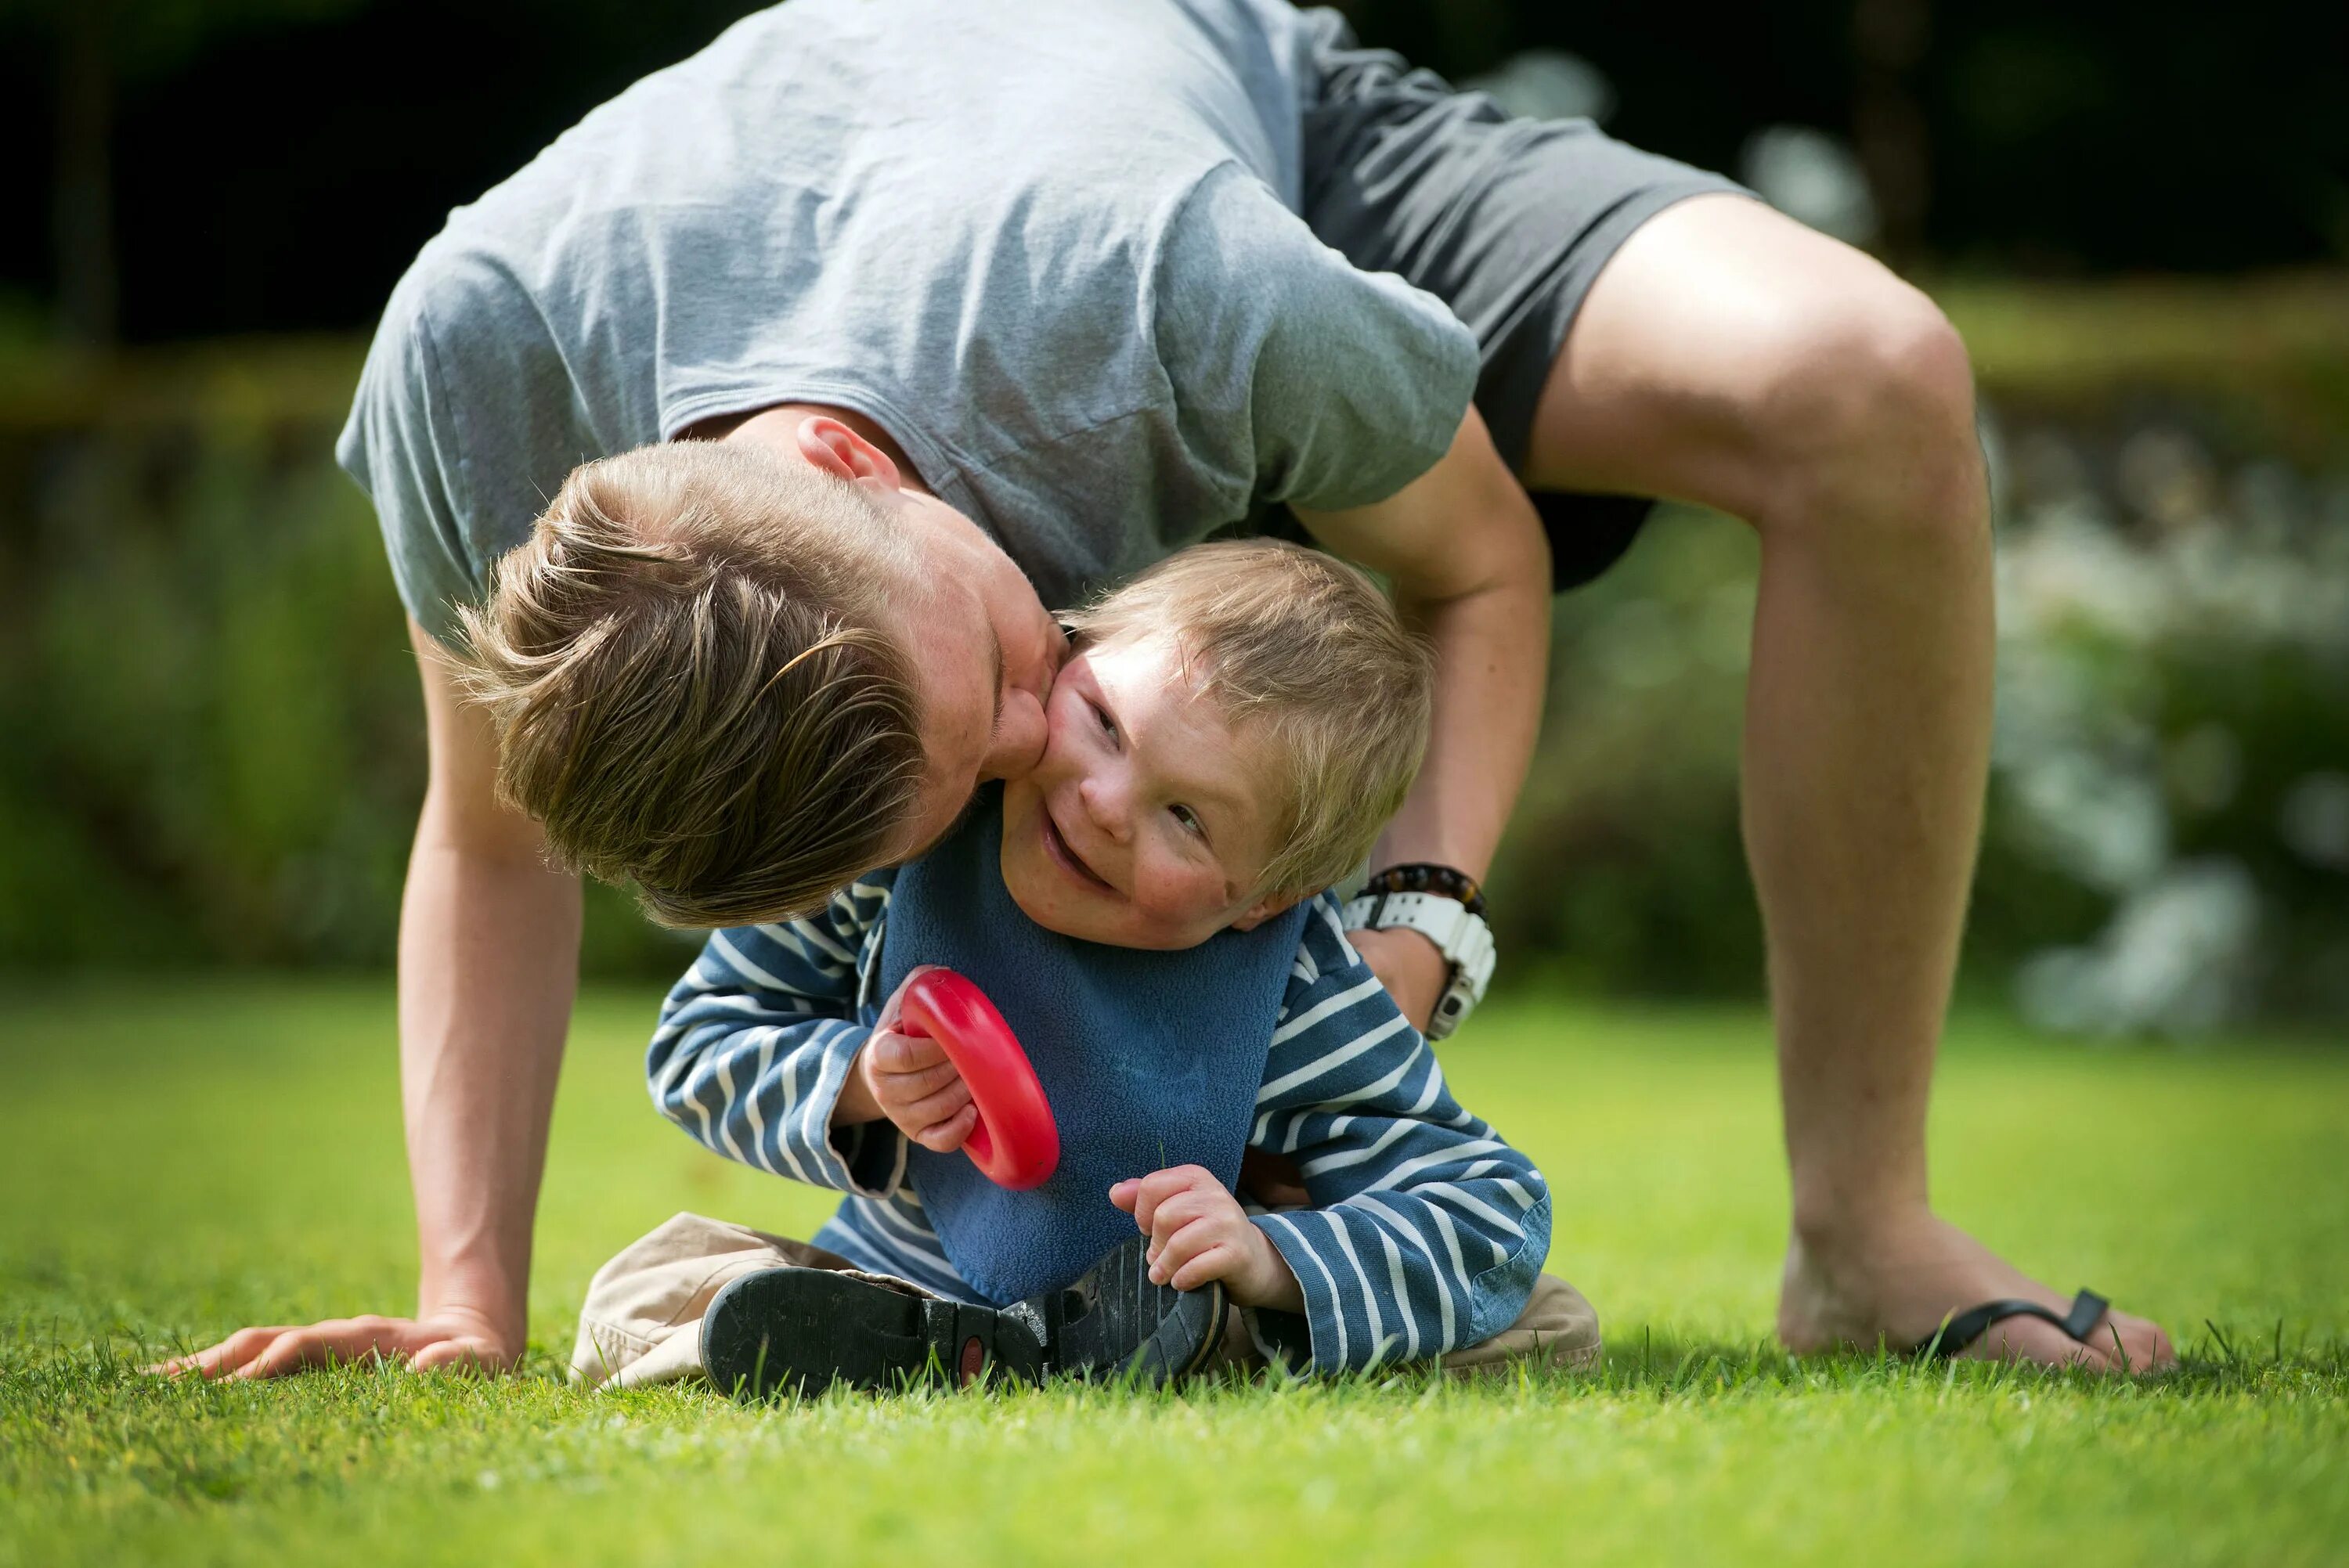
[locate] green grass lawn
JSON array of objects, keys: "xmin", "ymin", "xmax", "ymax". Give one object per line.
[{"xmin": 2, "ymin": 980, "xmax": 2343, "ymax": 1566}]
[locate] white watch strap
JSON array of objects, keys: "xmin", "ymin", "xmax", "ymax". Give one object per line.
[{"xmin": 1340, "ymin": 890, "xmax": 1496, "ymax": 1039}]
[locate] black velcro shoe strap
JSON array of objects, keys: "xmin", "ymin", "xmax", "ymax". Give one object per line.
[{"xmin": 1044, "ymin": 1235, "xmax": 1225, "ymax": 1386}]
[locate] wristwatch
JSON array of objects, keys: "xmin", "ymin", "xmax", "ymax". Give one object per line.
[{"xmin": 1341, "ymin": 864, "xmax": 1496, "ymax": 1041}]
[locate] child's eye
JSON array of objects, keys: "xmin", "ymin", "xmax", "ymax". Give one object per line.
[
  {"xmin": 1090, "ymin": 701, "xmax": 1117, "ymax": 741},
  {"xmin": 1170, "ymin": 804, "xmax": 1204, "ymax": 838}
]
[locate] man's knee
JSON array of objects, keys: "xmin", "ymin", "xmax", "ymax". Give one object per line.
[{"xmin": 1745, "ymin": 282, "xmax": 1986, "ymax": 542}]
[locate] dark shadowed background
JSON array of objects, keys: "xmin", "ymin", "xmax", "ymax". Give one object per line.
[{"xmin": 3, "ymin": 0, "xmax": 2345, "ymax": 1029}]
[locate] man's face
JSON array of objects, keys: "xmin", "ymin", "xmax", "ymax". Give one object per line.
[
  {"xmin": 886, "ymin": 488, "xmax": 1066, "ymax": 858},
  {"xmin": 740, "ymin": 406, "xmax": 1061, "ymax": 864},
  {"xmin": 997, "ymin": 632, "xmax": 1295, "ymax": 950}
]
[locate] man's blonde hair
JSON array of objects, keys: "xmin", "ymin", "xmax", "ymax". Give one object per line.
[
  {"xmin": 451, "ymin": 441, "xmax": 925, "ymax": 927},
  {"xmin": 1064, "ymin": 539, "xmax": 1434, "ymax": 899}
]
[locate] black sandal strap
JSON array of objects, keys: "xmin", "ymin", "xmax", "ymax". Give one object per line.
[
  {"xmin": 1913, "ymin": 1289, "xmax": 2112, "ymax": 1360},
  {"xmin": 2061, "ymin": 1289, "xmax": 2111, "ymax": 1343}
]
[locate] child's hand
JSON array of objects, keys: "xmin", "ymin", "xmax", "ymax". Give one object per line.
[
  {"xmin": 831, "ymin": 977, "xmax": 976, "ymax": 1152},
  {"xmin": 1110, "ymin": 1166, "xmax": 1304, "ymax": 1312}
]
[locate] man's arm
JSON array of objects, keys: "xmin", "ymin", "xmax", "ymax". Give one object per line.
[
  {"xmin": 157, "ymin": 620, "xmax": 581, "ymax": 1379},
  {"xmin": 1291, "ymin": 407, "xmax": 1552, "ymax": 1026}
]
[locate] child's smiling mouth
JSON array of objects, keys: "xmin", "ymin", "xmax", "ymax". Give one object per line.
[{"xmin": 1040, "ymin": 799, "xmax": 1120, "ymax": 897}]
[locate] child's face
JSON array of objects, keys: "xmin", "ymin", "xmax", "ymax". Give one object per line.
[{"xmin": 999, "ymin": 633, "xmax": 1299, "ymax": 950}]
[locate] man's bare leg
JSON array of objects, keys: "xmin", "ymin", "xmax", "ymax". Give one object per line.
[{"xmin": 1522, "ymin": 195, "xmax": 2173, "ymax": 1369}]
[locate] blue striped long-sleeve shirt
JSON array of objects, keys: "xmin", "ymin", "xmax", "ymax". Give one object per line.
[{"xmin": 646, "ymin": 875, "xmax": 1551, "ymax": 1373}]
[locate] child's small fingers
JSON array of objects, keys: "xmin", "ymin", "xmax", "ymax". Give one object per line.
[
  {"xmin": 897, "ymin": 1089, "xmax": 972, "ymax": 1141},
  {"xmin": 1145, "ymin": 1206, "xmax": 1216, "ymax": 1263},
  {"xmin": 871, "ymin": 1058, "xmax": 963, "ymax": 1099},
  {"xmin": 887, "ymin": 1077, "xmax": 972, "ymax": 1130},
  {"xmin": 1128, "ymin": 1165, "xmax": 1214, "ymax": 1234},
  {"xmin": 1146, "ymin": 1216, "xmax": 1226, "ymax": 1286},
  {"xmin": 1147, "ymin": 1189, "xmax": 1225, "ymax": 1245},
  {"xmin": 1167, "ymin": 1244, "xmax": 1237, "ymax": 1292},
  {"xmin": 865, "ymin": 1030, "xmax": 951, "ymax": 1075},
  {"xmin": 913, "ymin": 1102, "xmax": 977, "ymax": 1152}
]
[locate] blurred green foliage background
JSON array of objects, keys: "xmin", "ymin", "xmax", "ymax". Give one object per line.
[{"xmin": 5, "ymin": 286, "xmax": 2344, "ymax": 1028}]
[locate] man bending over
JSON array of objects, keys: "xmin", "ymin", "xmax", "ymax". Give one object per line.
[{"xmin": 163, "ymin": 0, "xmax": 2170, "ymax": 1380}]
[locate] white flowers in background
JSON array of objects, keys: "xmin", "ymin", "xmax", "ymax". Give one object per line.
[
  {"xmin": 2015, "ymin": 860, "xmax": 2262, "ymax": 1038},
  {"xmin": 1991, "ymin": 421, "xmax": 2349, "ymax": 1035}
]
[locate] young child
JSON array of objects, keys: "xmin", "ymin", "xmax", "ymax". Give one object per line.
[{"xmin": 570, "ymin": 541, "xmax": 1598, "ymax": 1394}]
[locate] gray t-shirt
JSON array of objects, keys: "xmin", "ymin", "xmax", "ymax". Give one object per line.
[{"xmin": 338, "ymin": 0, "xmax": 1479, "ymax": 642}]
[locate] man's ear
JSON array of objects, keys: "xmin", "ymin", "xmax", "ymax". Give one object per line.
[
  {"xmin": 796, "ymin": 416, "xmax": 903, "ymax": 495},
  {"xmin": 1229, "ymin": 889, "xmax": 1309, "ymax": 932}
]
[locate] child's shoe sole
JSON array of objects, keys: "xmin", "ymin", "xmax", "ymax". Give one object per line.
[{"xmin": 702, "ymin": 1235, "xmax": 1223, "ymax": 1400}]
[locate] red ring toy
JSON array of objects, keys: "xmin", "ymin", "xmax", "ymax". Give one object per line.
[{"xmin": 893, "ymin": 965, "xmax": 1059, "ymax": 1190}]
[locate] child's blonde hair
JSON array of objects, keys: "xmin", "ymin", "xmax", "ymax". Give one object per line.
[{"xmin": 1064, "ymin": 539, "xmax": 1434, "ymax": 899}]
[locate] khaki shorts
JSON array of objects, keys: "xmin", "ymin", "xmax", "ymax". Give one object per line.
[{"xmin": 571, "ymin": 1211, "xmax": 1601, "ymax": 1390}]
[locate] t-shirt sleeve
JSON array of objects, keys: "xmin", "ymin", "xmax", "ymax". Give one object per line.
[
  {"xmin": 1150, "ymin": 163, "xmax": 1480, "ymax": 515},
  {"xmin": 334, "ymin": 252, "xmax": 587, "ymax": 647}
]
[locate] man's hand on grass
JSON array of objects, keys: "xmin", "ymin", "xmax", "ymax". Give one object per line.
[
  {"xmin": 830, "ymin": 975, "xmax": 976, "ymax": 1152},
  {"xmin": 147, "ymin": 1306, "xmax": 518, "ymax": 1380},
  {"xmin": 1110, "ymin": 1165, "xmax": 1304, "ymax": 1313}
]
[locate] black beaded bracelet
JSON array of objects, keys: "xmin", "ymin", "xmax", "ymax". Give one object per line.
[{"xmin": 1362, "ymin": 863, "xmax": 1487, "ymax": 918}]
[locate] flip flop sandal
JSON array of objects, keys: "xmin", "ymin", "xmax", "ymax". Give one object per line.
[
  {"xmin": 702, "ymin": 1233, "xmax": 1225, "ymax": 1400},
  {"xmin": 1909, "ymin": 1289, "xmax": 2113, "ymax": 1361}
]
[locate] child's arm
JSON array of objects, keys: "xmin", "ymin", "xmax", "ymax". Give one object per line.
[
  {"xmin": 648, "ymin": 874, "xmax": 962, "ymax": 1195},
  {"xmin": 1127, "ymin": 898, "xmax": 1552, "ymax": 1374}
]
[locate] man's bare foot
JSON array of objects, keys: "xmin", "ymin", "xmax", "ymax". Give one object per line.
[{"xmin": 1779, "ymin": 1208, "xmax": 2176, "ymax": 1372}]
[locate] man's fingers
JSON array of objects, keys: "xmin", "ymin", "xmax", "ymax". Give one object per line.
[
  {"xmin": 233, "ymin": 1326, "xmax": 345, "ymax": 1379},
  {"xmin": 233, "ymin": 1317, "xmax": 416, "ymax": 1379},
  {"xmin": 409, "ymin": 1338, "xmax": 502, "ymax": 1376},
  {"xmin": 146, "ymin": 1325, "xmax": 295, "ymax": 1379},
  {"xmin": 155, "ymin": 1325, "xmax": 309, "ymax": 1379},
  {"xmin": 150, "ymin": 1314, "xmax": 521, "ymax": 1381}
]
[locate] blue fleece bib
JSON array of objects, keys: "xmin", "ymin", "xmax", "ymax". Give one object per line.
[{"xmin": 883, "ymin": 786, "xmax": 1309, "ymax": 1306}]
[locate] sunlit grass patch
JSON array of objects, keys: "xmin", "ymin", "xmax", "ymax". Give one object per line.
[{"xmin": 2, "ymin": 980, "xmax": 2344, "ymax": 1566}]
